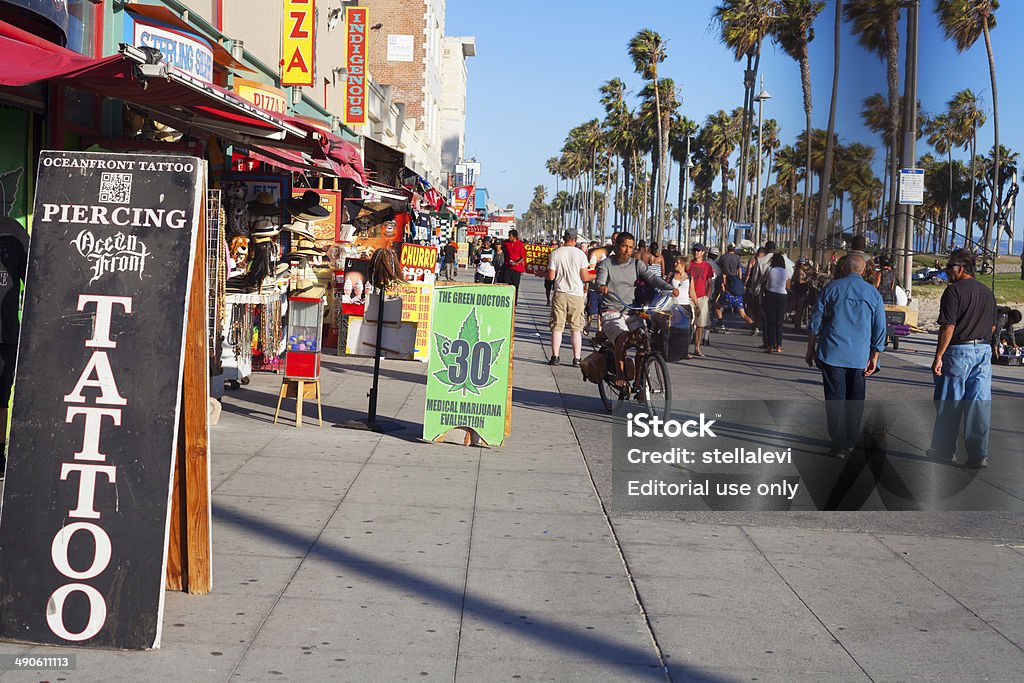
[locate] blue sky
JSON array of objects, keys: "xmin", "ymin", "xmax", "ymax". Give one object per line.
[{"xmin": 446, "ymin": 0, "xmax": 1024, "ymax": 232}]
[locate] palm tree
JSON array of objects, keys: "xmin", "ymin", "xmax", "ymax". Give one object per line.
[
  {"xmin": 712, "ymin": 0, "xmax": 779, "ymax": 224},
  {"xmin": 700, "ymin": 109, "xmax": 743, "ymax": 250},
  {"xmin": 948, "ymin": 88, "xmax": 986, "ymax": 246},
  {"xmin": 926, "ymin": 112, "xmax": 958, "ymax": 249},
  {"xmin": 845, "ymin": 0, "xmax": 903, "ymax": 252},
  {"xmin": 670, "ymin": 116, "xmax": 700, "ymax": 247},
  {"xmin": 773, "ymin": 0, "xmax": 825, "ymax": 256},
  {"xmin": 935, "ymin": 0, "xmax": 1001, "ymax": 250},
  {"xmin": 774, "ymin": 144, "xmax": 802, "ymax": 247},
  {"xmin": 599, "ymin": 78, "xmax": 629, "ymax": 239},
  {"xmin": 627, "ymin": 29, "xmax": 669, "ymax": 245},
  {"xmin": 861, "ymin": 93, "xmax": 892, "ymax": 216}
]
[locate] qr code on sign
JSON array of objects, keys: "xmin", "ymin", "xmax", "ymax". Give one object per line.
[{"xmin": 99, "ymin": 172, "xmax": 133, "ymax": 204}]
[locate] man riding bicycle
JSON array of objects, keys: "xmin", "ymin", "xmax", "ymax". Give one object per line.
[{"xmin": 595, "ymin": 232, "xmax": 679, "ymax": 388}]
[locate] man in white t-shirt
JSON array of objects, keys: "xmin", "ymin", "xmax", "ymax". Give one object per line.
[{"xmin": 547, "ymin": 230, "xmax": 595, "ymax": 366}]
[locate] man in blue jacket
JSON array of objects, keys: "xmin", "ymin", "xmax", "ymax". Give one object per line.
[{"xmin": 805, "ymin": 253, "xmax": 887, "ymax": 457}]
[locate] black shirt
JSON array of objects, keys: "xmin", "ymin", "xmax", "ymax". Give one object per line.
[
  {"xmin": 938, "ymin": 277, "xmax": 996, "ymax": 344},
  {"xmin": 443, "ymin": 244, "xmax": 457, "ymax": 261}
]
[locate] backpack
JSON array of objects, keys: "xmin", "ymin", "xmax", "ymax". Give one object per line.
[
  {"xmin": 748, "ymin": 259, "xmax": 770, "ymax": 300},
  {"xmin": 879, "ymin": 268, "xmax": 898, "ymax": 304}
]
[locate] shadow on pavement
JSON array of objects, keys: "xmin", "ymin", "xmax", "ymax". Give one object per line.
[{"xmin": 211, "ymin": 504, "xmax": 735, "ymax": 681}]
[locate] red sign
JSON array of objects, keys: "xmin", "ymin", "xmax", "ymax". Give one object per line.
[
  {"xmin": 452, "ymin": 185, "xmax": 474, "ymax": 217},
  {"xmin": 344, "ymin": 8, "xmax": 367, "ymax": 125},
  {"xmin": 467, "ymin": 225, "xmax": 488, "ymax": 238}
]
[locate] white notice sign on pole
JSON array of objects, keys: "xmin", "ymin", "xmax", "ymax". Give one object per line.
[{"xmin": 899, "ymin": 168, "xmax": 924, "ymax": 206}]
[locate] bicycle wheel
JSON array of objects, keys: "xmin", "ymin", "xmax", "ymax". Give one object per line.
[
  {"xmin": 598, "ymin": 376, "xmax": 625, "ymax": 413},
  {"xmin": 640, "ymin": 353, "xmax": 672, "ymax": 419}
]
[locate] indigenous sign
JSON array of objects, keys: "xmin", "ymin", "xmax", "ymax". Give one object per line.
[
  {"xmin": 344, "ymin": 7, "xmax": 368, "ymax": 125},
  {"xmin": 281, "ymin": 0, "xmax": 316, "ymax": 87},
  {"xmin": 524, "ymin": 244, "xmax": 555, "ymax": 277},
  {"xmin": 399, "ymin": 243, "xmax": 438, "ymax": 282},
  {"xmin": 423, "ymin": 284, "xmax": 514, "ymax": 445},
  {"xmin": 0, "ymin": 151, "xmax": 202, "ymax": 649}
]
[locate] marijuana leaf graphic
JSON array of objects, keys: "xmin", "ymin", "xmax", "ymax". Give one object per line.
[{"xmin": 432, "ymin": 307, "xmax": 503, "ymax": 396}]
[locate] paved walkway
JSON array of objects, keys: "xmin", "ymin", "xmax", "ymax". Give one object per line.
[{"xmin": 1, "ymin": 276, "xmax": 1023, "ymax": 681}]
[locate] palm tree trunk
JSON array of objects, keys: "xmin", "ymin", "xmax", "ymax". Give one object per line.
[
  {"xmin": 815, "ymin": 7, "xmax": 841, "ymax": 265},
  {"xmin": 602, "ymin": 152, "xmax": 612, "ymax": 243},
  {"xmin": 967, "ymin": 123, "xmax": 977, "ymax": 247},
  {"xmin": 983, "ymin": 21, "xmax": 999, "ymax": 251},
  {"xmin": 720, "ymin": 165, "xmax": 729, "ymax": 249},
  {"xmin": 947, "ymin": 149, "xmax": 954, "ymax": 252},
  {"xmin": 800, "ymin": 114, "xmax": 812, "ymax": 257},
  {"xmin": 885, "ymin": 17, "xmax": 901, "ymax": 255},
  {"xmin": 677, "ymin": 159, "xmax": 685, "ymax": 245},
  {"xmin": 738, "ymin": 49, "xmax": 761, "ymax": 224}
]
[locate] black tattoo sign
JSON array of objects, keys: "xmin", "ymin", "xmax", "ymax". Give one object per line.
[{"xmin": 0, "ymin": 151, "xmax": 202, "ymax": 649}]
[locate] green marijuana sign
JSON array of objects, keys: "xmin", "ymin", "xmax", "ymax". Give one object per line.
[
  {"xmin": 423, "ymin": 285, "xmax": 514, "ymax": 445},
  {"xmin": 432, "ymin": 308, "xmax": 504, "ymax": 396}
]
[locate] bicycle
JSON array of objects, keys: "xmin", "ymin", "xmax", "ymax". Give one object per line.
[{"xmin": 589, "ymin": 292, "xmax": 673, "ymax": 420}]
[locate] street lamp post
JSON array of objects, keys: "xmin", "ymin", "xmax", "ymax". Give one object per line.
[
  {"xmin": 753, "ymin": 79, "xmax": 772, "ymax": 248},
  {"xmin": 681, "ymin": 135, "xmax": 694, "ymax": 251}
]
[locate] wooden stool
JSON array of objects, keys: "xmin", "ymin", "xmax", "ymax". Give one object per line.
[{"xmin": 274, "ymin": 377, "xmax": 323, "ymax": 428}]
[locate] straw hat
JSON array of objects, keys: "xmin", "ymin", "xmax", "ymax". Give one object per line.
[
  {"xmin": 249, "ymin": 191, "xmax": 280, "ymax": 216},
  {"xmin": 249, "ymin": 218, "xmax": 280, "ymax": 239},
  {"xmin": 282, "ymin": 221, "xmax": 317, "ymax": 241}
]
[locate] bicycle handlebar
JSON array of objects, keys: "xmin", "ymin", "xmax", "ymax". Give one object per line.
[{"xmin": 603, "ymin": 290, "xmax": 674, "ymax": 314}]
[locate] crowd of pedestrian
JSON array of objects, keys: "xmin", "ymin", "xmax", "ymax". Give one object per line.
[{"xmin": 535, "ymin": 229, "xmax": 999, "ymax": 468}]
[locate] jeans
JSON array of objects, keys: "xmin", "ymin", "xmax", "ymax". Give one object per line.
[
  {"xmin": 762, "ymin": 292, "xmax": 787, "ymax": 349},
  {"xmin": 817, "ymin": 360, "xmax": 866, "ymax": 451},
  {"xmin": 930, "ymin": 343, "xmax": 992, "ymax": 460},
  {"xmin": 504, "ymin": 269, "xmax": 523, "ymax": 302}
]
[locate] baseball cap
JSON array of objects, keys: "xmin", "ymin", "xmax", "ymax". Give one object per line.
[{"xmin": 692, "ymin": 243, "xmax": 706, "ymax": 252}]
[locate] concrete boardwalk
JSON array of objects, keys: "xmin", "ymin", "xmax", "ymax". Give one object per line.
[{"xmin": 1, "ymin": 276, "xmax": 1023, "ymax": 681}]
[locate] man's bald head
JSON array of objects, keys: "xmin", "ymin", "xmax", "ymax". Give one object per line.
[{"xmin": 845, "ymin": 252, "xmax": 867, "ymax": 275}]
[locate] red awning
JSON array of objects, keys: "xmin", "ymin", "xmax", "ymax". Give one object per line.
[
  {"xmin": 244, "ymin": 145, "xmax": 341, "ymax": 177},
  {"xmin": 0, "ymin": 20, "xmax": 126, "ymax": 87},
  {"xmin": 0, "ymin": 20, "xmax": 367, "ymax": 177}
]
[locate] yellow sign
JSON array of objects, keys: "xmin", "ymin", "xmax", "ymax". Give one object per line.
[
  {"xmin": 234, "ymin": 78, "xmax": 287, "ymax": 114},
  {"xmin": 282, "ymin": 0, "xmax": 315, "ymax": 87},
  {"xmin": 387, "ymin": 282, "xmax": 434, "ymax": 361}
]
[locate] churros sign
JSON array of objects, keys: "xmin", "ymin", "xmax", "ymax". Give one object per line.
[{"xmin": 344, "ymin": 7, "xmax": 368, "ymax": 126}]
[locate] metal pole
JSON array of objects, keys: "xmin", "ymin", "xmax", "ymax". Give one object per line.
[
  {"xmin": 901, "ymin": 0, "xmax": 920, "ymax": 298},
  {"xmin": 683, "ymin": 135, "xmax": 691, "ymax": 251}
]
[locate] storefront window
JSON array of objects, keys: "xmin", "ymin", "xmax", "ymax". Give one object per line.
[
  {"xmin": 63, "ymin": 86, "xmax": 98, "ymax": 132},
  {"xmin": 66, "ymin": 0, "xmax": 100, "ymax": 57}
]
